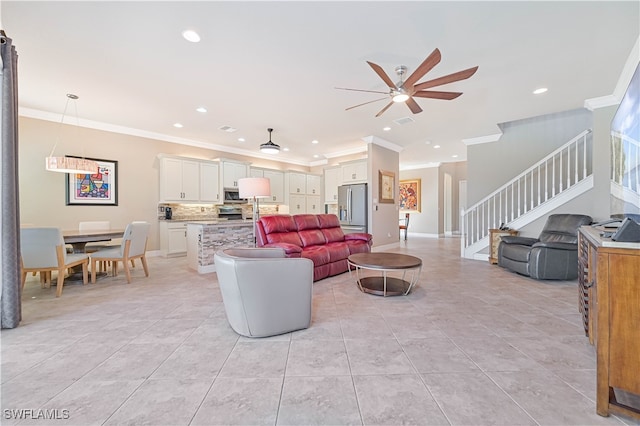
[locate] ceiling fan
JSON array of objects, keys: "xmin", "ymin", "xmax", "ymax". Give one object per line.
[{"xmin": 337, "ymin": 48, "xmax": 478, "ymax": 117}]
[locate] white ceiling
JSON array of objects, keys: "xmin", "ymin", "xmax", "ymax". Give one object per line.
[{"xmin": 3, "ymin": 1, "xmax": 639, "ymax": 168}]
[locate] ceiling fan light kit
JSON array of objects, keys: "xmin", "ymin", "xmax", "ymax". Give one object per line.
[
  {"xmin": 339, "ymin": 48, "xmax": 478, "ymax": 117},
  {"xmin": 260, "ymin": 128, "xmax": 280, "ymax": 154}
]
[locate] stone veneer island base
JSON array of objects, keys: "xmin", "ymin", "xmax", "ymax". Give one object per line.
[{"xmin": 186, "ymin": 221, "xmax": 254, "ymax": 273}]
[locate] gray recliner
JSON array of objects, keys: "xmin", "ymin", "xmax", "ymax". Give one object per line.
[
  {"xmin": 497, "ymin": 214, "xmax": 592, "ymax": 280},
  {"xmin": 214, "ymin": 247, "xmax": 314, "ymax": 338}
]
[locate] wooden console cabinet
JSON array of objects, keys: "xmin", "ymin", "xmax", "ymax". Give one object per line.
[
  {"xmin": 488, "ymin": 228, "xmax": 518, "ymax": 264},
  {"xmin": 578, "ymin": 226, "xmax": 640, "ymax": 419}
]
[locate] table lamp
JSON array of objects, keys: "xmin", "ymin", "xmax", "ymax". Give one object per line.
[{"xmin": 238, "ymin": 177, "xmax": 271, "ymax": 247}]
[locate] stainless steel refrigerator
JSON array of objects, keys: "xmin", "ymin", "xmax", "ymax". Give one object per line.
[{"xmin": 338, "ymin": 183, "xmax": 368, "ymax": 234}]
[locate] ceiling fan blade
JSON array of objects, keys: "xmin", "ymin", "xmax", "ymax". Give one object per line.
[
  {"xmin": 375, "ymin": 102, "xmax": 395, "ymax": 117},
  {"xmin": 335, "ymin": 87, "xmax": 389, "ymax": 94},
  {"xmin": 403, "ymin": 48, "xmax": 442, "ymax": 88},
  {"xmin": 405, "ymin": 97, "xmax": 423, "ymax": 114},
  {"xmin": 345, "ymin": 97, "xmax": 389, "ymax": 111},
  {"xmin": 413, "ymin": 66, "xmax": 479, "ymax": 91},
  {"xmin": 367, "ymin": 61, "xmax": 397, "ymax": 89},
  {"xmin": 412, "ymin": 90, "xmax": 463, "ymax": 100}
]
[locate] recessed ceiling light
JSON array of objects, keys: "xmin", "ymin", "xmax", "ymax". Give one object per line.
[
  {"xmin": 313, "ymin": 154, "xmax": 319, "ymax": 158},
  {"xmin": 452, "ymin": 154, "xmax": 459, "ymax": 158},
  {"xmin": 533, "ymin": 87, "xmax": 548, "ymax": 95},
  {"xmin": 237, "ymin": 137, "xmax": 245, "ymax": 142},
  {"xmin": 424, "ymin": 140, "xmax": 431, "ymax": 145},
  {"xmin": 196, "ymin": 107, "xmax": 207, "ymax": 113},
  {"xmin": 182, "ymin": 30, "xmax": 201, "ymax": 43},
  {"xmin": 433, "ymin": 145, "xmax": 441, "ymax": 149},
  {"xmin": 283, "ymin": 147, "xmax": 290, "ymax": 152},
  {"xmin": 173, "ymin": 123, "xmax": 183, "ymax": 128},
  {"xmin": 311, "ymin": 140, "xmax": 319, "ymax": 144},
  {"xmin": 383, "ymin": 126, "xmax": 391, "ymax": 131}
]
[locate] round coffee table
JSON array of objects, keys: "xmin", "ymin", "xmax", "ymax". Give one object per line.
[{"xmin": 348, "ymin": 252, "xmax": 422, "ymax": 297}]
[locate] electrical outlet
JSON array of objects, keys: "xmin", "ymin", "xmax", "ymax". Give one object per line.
[
  {"xmin": 159, "ymin": 206, "xmax": 165, "ymax": 212},
  {"xmin": 201, "ymin": 207, "xmax": 205, "ymax": 212}
]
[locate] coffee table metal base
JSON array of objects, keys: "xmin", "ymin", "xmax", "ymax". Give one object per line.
[{"xmin": 358, "ymin": 276, "xmax": 412, "ymax": 296}]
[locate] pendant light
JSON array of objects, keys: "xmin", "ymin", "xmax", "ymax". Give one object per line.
[
  {"xmin": 259, "ymin": 128, "xmax": 280, "ymax": 154},
  {"xmin": 45, "ymin": 94, "xmax": 99, "ymax": 174}
]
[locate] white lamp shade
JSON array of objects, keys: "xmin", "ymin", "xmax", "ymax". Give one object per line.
[{"xmin": 238, "ymin": 177, "xmax": 271, "ymax": 199}]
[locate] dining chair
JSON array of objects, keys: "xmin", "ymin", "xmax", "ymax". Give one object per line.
[
  {"xmin": 399, "ymin": 213, "xmax": 410, "ymax": 240},
  {"xmin": 90, "ymin": 221, "xmax": 150, "ymax": 284},
  {"xmin": 20, "ymin": 227, "xmax": 90, "ymax": 297}
]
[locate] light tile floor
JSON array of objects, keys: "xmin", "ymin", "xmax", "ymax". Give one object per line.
[{"xmin": 2, "ymin": 236, "xmax": 638, "ymax": 425}]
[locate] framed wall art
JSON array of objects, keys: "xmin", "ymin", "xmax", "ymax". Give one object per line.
[
  {"xmin": 399, "ymin": 179, "xmax": 421, "ymax": 212},
  {"xmin": 65, "ymin": 156, "xmax": 118, "ymax": 206},
  {"xmin": 378, "ymin": 170, "xmax": 395, "ymax": 203}
]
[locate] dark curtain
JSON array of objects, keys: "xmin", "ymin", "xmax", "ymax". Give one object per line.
[{"xmin": 1, "ymin": 31, "xmax": 22, "ymax": 329}]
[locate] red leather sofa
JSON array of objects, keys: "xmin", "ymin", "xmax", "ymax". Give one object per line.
[{"xmin": 256, "ymin": 214, "xmax": 372, "ymax": 281}]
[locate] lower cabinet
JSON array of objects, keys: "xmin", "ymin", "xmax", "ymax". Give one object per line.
[{"xmin": 160, "ymin": 221, "xmax": 187, "ymax": 257}]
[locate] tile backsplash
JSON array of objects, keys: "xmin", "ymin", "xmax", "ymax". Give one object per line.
[{"xmin": 158, "ymin": 203, "xmax": 282, "ymax": 221}]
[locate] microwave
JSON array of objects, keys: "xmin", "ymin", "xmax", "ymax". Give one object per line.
[{"xmin": 223, "ymin": 188, "xmax": 247, "ymax": 204}]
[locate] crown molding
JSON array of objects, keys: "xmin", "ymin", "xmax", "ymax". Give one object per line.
[
  {"xmin": 19, "ymin": 107, "xmax": 312, "ymax": 167},
  {"xmin": 462, "ymin": 133, "xmax": 503, "ymax": 146},
  {"xmin": 323, "ymin": 145, "xmax": 368, "ymax": 159},
  {"xmin": 361, "ymin": 135, "xmax": 404, "ymax": 152},
  {"xmin": 400, "ymin": 162, "xmax": 441, "ymax": 171},
  {"xmin": 585, "ymin": 36, "xmax": 639, "ymax": 111}
]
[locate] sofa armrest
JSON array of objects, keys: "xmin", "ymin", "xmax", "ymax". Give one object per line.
[
  {"xmin": 500, "ymin": 236, "xmax": 539, "ymax": 246},
  {"xmin": 263, "ymin": 243, "xmax": 303, "ymax": 256},
  {"xmin": 345, "ymin": 233, "xmax": 373, "ymax": 244},
  {"xmin": 532, "ymin": 241, "xmax": 577, "ymax": 251}
]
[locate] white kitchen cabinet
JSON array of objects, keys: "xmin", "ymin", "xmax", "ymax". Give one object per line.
[
  {"xmin": 264, "ymin": 170, "xmax": 285, "ymax": 203},
  {"xmin": 222, "ymin": 160, "xmax": 249, "ymax": 188},
  {"xmin": 159, "ymin": 221, "xmax": 188, "ymax": 257},
  {"xmin": 250, "ymin": 168, "xmax": 264, "ymax": 178},
  {"xmin": 159, "ymin": 156, "xmax": 200, "ymax": 202},
  {"xmin": 289, "ymin": 195, "xmax": 306, "ymax": 215},
  {"xmin": 199, "ymin": 162, "xmax": 221, "ymax": 203},
  {"xmin": 324, "ymin": 167, "xmax": 341, "ymax": 203},
  {"xmin": 306, "ymin": 195, "xmax": 322, "ymax": 214},
  {"xmin": 289, "ymin": 172, "xmax": 307, "ymax": 194},
  {"xmin": 341, "ymin": 160, "xmax": 367, "ymax": 183},
  {"xmin": 306, "ymin": 174, "xmax": 322, "ymax": 196}
]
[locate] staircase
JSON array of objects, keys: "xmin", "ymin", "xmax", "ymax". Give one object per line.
[{"xmin": 461, "ymin": 129, "xmax": 593, "ymax": 259}]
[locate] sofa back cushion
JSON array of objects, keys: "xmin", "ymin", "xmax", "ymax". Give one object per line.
[
  {"xmin": 539, "ymin": 214, "xmax": 592, "ymax": 244},
  {"xmin": 294, "ymin": 214, "xmax": 320, "ymax": 231},
  {"xmin": 259, "ymin": 215, "xmax": 303, "ymax": 247},
  {"xmin": 317, "ymin": 214, "xmax": 345, "ymax": 243},
  {"xmin": 299, "ymin": 229, "xmax": 326, "ymax": 247}
]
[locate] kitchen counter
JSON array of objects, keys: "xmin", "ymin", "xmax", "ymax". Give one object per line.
[{"xmin": 186, "ymin": 221, "xmax": 254, "ymax": 273}]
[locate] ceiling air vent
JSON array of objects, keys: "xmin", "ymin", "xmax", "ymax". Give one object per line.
[
  {"xmin": 393, "ymin": 117, "xmax": 415, "ymax": 126},
  {"xmin": 219, "ymin": 125, "xmax": 237, "ymax": 133}
]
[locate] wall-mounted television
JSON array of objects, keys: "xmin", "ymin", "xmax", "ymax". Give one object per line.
[{"xmin": 610, "ymin": 62, "xmax": 640, "ymax": 217}]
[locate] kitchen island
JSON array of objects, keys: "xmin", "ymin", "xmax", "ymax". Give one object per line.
[{"xmin": 186, "ymin": 220, "xmax": 254, "ymax": 273}]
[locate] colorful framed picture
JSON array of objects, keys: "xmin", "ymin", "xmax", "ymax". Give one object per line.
[
  {"xmin": 379, "ymin": 170, "xmax": 395, "ymax": 203},
  {"xmin": 399, "ymin": 179, "xmax": 421, "ymax": 212},
  {"xmin": 65, "ymin": 157, "xmax": 118, "ymax": 206}
]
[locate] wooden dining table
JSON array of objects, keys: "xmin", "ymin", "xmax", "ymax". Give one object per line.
[{"xmin": 63, "ymin": 228, "xmax": 125, "ymax": 253}]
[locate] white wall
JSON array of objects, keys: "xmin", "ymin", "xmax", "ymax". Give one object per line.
[{"xmin": 369, "ymin": 143, "xmax": 399, "ymax": 246}]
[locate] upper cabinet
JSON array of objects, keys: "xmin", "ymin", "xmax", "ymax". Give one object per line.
[
  {"xmin": 159, "ymin": 156, "xmax": 201, "ymax": 202},
  {"xmin": 221, "ymin": 160, "xmax": 249, "ymax": 188},
  {"xmin": 324, "ymin": 167, "xmax": 341, "ymax": 203},
  {"xmin": 199, "ymin": 162, "xmax": 220, "ymax": 203},
  {"xmin": 288, "ymin": 172, "xmax": 307, "ymax": 194},
  {"xmin": 250, "ymin": 167, "xmax": 285, "ymax": 204},
  {"xmin": 306, "ymin": 175, "xmax": 322, "ymax": 196},
  {"xmin": 341, "ymin": 160, "xmax": 367, "ymax": 184}
]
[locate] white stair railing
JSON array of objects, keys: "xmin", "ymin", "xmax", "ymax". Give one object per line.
[{"xmin": 461, "ymin": 129, "xmax": 593, "ymax": 257}]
